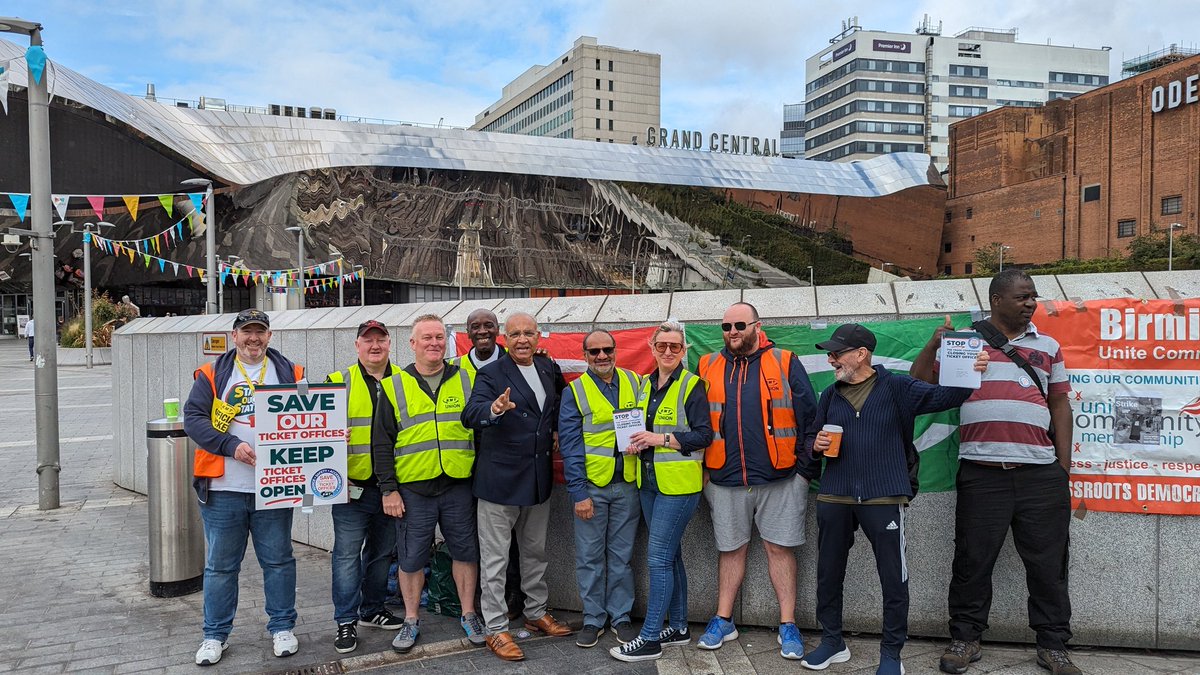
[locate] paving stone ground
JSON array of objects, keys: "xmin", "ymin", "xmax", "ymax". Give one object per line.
[{"xmin": 0, "ymin": 338, "xmax": 1196, "ymax": 674}]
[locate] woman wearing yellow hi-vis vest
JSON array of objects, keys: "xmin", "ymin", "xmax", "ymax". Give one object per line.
[{"xmin": 609, "ymin": 320, "xmax": 713, "ymax": 664}]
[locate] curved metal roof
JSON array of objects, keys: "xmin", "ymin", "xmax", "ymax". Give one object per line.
[{"xmin": 1, "ymin": 38, "xmax": 938, "ymax": 194}]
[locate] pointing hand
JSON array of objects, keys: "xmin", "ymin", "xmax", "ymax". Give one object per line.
[{"xmin": 491, "ymin": 387, "xmax": 516, "ymax": 416}]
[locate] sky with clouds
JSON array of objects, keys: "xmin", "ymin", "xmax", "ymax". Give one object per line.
[{"xmin": 3, "ymin": 0, "xmax": 1197, "ymax": 138}]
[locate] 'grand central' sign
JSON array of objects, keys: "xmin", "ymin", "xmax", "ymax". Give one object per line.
[{"xmin": 644, "ymin": 126, "xmax": 780, "ymax": 157}]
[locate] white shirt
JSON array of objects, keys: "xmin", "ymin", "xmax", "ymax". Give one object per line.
[
  {"xmin": 23, "ymin": 319, "xmax": 33, "ymax": 338},
  {"xmin": 517, "ymin": 362, "xmax": 546, "ymax": 411},
  {"xmin": 469, "ymin": 347, "xmax": 502, "ymax": 369},
  {"xmin": 210, "ymin": 359, "xmax": 279, "ymax": 493}
]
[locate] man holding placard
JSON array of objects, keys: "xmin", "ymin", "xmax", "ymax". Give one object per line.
[
  {"xmin": 559, "ymin": 330, "xmax": 643, "ymax": 648},
  {"xmin": 325, "ymin": 320, "xmax": 405, "ymax": 654},
  {"xmin": 373, "ymin": 314, "xmax": 486, "ymax": 654},
  {"xmin": 183, "ymin": 309, "xmax": 305, "ymax": 666},
  {"xmin": 911, "ymin": 270, "xmax": 1079, "ymax": 675},
  {"xmin": 802, "ymin": 323, "xmax": 988, "ymax": 675}
]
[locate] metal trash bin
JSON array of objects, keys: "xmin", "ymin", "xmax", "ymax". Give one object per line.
[{"xmin": 147, "ymin": 418, "xmax": 204, "ymax": 597}]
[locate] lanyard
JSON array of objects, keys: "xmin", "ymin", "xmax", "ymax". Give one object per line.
[{"xmin": 234, "ymin": 358, "xmax": 267, "ymax": 393}]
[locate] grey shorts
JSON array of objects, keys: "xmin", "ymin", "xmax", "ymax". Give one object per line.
[
  {"xmin": 704, "ymin": 474, "xmax": 808, "ymax": 550},
  {"xmin": 395, "ymin": 481, "xmax": 478, "ymax": 573}
]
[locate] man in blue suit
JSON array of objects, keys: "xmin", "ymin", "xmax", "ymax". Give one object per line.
[{"xmin": 462, "ymin": 312, "xmax": 572, "ymax": 662}]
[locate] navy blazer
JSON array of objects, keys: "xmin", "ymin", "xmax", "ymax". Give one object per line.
[{"xmin": 462, "ymin": 353, "xmax": 566, "ymax": 506}]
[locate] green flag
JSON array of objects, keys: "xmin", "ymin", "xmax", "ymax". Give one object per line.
[{"xmin": 687, "ymin": 314, "xmax": 972, "ymax": 493}]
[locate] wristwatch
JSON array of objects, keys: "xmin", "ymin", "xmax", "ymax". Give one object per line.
[{"xmin": 663, "ymin": 433, "xmax": 672, "ymax": 447}]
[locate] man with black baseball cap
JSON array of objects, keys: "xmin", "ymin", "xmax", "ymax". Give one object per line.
[
  {"xmin": 184, "ymin": 308, "xmax": 306, "ymax": 665},
  {"xmin": 800, "ymin": 323, "xmax": 987, "ymax": 675},
  {"xmin": 325, "ymin": 319, "xmax": 405, "ymax": 653}
]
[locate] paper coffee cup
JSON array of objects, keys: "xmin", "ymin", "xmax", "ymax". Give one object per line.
[
  {"xmin": 163, "ymin": 398, "xmax": 180, "ymax": 420},
  {"xmin": 822, "ymin": 424, "xmax": 843, "ymax": 457}
]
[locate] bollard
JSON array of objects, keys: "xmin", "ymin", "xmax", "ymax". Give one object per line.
[{"xmin": 146, "ymin": 418, "xmax": 204, "ymax": 597}]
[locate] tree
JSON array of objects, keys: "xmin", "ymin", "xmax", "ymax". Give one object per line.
[{"xmin": 972, "ymin": 242, "xmax": 1009, "ymax": 275}]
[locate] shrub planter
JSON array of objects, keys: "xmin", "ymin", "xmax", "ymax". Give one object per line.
[{"xmin": 57, "ymin": 346, "xmax": 112, "ymax": 366}]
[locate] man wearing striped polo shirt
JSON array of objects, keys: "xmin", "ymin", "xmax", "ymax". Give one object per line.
[{"xmin": 911, "ymin": 269, "xmax": 1079, "ymax": 675}]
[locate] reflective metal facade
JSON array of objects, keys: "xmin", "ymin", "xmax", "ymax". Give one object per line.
[{"xmin": 1, "ymin": 38, "xmax": 936, "ymax": 194}]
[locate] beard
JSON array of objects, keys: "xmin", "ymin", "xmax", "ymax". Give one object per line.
[{"xmin": 725, "ymin": 329, "xmax": 759, "ymax": 356}]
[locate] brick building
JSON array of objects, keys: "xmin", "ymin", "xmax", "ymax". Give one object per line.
[{"xmin": 939, "ymin": 53, "xmax": 1200, "ymax": 276}]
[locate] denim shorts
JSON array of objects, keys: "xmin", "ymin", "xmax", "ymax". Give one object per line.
[{"xmin": 395, "ymin": 481, "xmax": 478, "ymax": 572}]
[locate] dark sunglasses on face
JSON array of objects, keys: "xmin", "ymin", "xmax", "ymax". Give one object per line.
[
  {"xmin": 721, "ymin": 320, "xmax": 758, "ymax": 333},
  {"xmin": 827, "ymin": 347, "xmax": 858, "ymax": 359},
  {"xmin": 585, "ymin": 346, "xmax": 615, "ymax": 357},
  {"xmin": 653, "ymin": 342, "xmax": 683, "ymax": 354}
]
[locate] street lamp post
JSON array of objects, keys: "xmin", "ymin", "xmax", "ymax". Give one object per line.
[
  {"xmin": 3, "ymin": 16, "xmax": 60, "ymax": 510},
  {"xmin": 68, "ymin": 221, "xmax": 114, "ymax": 369},
  {"xmin": 181, "ymin": 178, "xmax": 216, "ymax": 314},
  {"xmin": 998, "ymin": 245, "xmax": 1011, "ymax": 272},
  {"xmin": 338, "ymin": 258, "xmax": 345, "ymax": 307},
  {"xmin": 286, "ymin": 226, "xmax": 305, "ymax": 308},
  {"xmin": 355, "ymin": 264, "xmax": 365, "ymax": 306},
  {"xmin": 1167, "ymin": 223, "xmax": 1184, "ymax": 272},
  {"xmin": 807, "ymin": 265, "xmax": 814, "ymax": 287}
]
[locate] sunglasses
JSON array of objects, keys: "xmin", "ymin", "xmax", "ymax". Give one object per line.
[
  {"xmin": 585, "ymin": 346, "xmax": 615, "ymax": 357},
  {"xmin": 720, "ymin": 320, "xmax": 759, "ymax": 333},
  {"xmin": 827, "ymin": 347, "xmax": 859, "ymax": 359},
  {"xmin": 653, "ymin": 342, "xmax": 684, "ymax": 354}
]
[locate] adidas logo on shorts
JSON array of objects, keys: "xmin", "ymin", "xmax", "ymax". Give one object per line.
[{"xmin": 886, "ymin": 521, "xmax": 898, "ymax": 530}]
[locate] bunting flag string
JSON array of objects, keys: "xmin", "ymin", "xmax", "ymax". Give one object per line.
[
  {"xmin": 91, "ymin": 214, "xmax": 195, "ymax": 256},
  {"xmin": 0, "ymin": 191, "xmax": 206, "ymax": 221},
  {"xmin": 88, "ymin": 238, "xmax": 206, "ymax": 281}
]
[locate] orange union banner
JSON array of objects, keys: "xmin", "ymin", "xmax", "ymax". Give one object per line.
[{"xmin": 1037, "ymin": 298, "xmax": 1200, "ymax": 515}]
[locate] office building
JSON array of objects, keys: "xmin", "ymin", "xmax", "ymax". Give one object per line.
[
  {"xmin": 939, "ymin": 51, "xmax": 1200, "ymax": 275},
  {"xmin": 470, "ymin": 36, "xmax": 660, "ymax": 143},
  {"xmin": 802, "ymin": 18, "xmax": 1110, "ymax": 168},
  {"xmin": 780, "ymin": 103, "xmax": 805, "ymax": 158}
]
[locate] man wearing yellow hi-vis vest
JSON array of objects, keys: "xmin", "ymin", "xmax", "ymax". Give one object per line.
[
  {"xmin": 325, "ymin": 320, "xmax": 405, "ymax": 654},
  {"xmin": 372, "ymin": 314, "xmax": 486, "ymax": 654},
  {"xmin": 558, "ymin": 330, "xmax": 643, "ymax": 648}
]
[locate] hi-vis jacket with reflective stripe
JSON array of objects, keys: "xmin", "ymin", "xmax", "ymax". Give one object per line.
[
  {"xmin": 636, "ymin": 370, "xmax": 705, "ymax": 495},
  {"xmin": 698, "ymin": 347, "xmax": 800, "ymax": 473},
  {"xmin": 381, "ymin": 366, "xmax": 475, "ymax": 483},
  {"xmin": 327, "ymin": 363, "xmax": 402, "ymax": 481},
  {"xmin": 568, "ymin": 367, "xmax": 641, "ymax": 486}
]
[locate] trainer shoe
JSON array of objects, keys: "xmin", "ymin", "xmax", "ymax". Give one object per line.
[
  {"xmin": 697, "ymin": 616, "xmax": 738, "ymax": 650},
  {"xmin": 272, "ymin": 630, "xmax": 299, "ymax": 657},
  {"xmin": 391, "ymin": 619, "xmax": 420, "ymax": 653},
  {"xmin": 877, "ymin": 654, "xmax": 905, "ymax": 675},
  {"xmin": 609, "ymin": 635, "xmax": 662, "ymax": 662},
  {"xmin": 362, "ymin": 608, "xmax": 404, "ymax": 630},
  {"xmin": 658, "ymin": 625, "xmax": 691, "ymax": 646},
  {"xmin": 576, "ymin": 624, "xmax": 605, "ymax": 648},
  {"xmin": 1036, "ymin": 647, "xmax": 1083, "ymax": 675},
  {"xmin": 801, "ymin": 639, "xmax": 851, "ymax": 670},
  {"xmin": 613, "ymin": 621, "xmax": 639, "ymax": 644},
  {"xmin": 334, "ymin": 623, "xmax": 357, "ymax": 654},
  {"xmin": 460, "ymin": 612, "xmax": 487, "ymax": 646},
  {"xmin": 939, "ymin": 639, "xmax": 982, "ymax": 674},
  {"xmin": 779, "ymin": 622, "xmax": 804, "ymax": 660},
  {"xmin": 194, "ymin": 639, "xmax": 227, "ymax": 666}
]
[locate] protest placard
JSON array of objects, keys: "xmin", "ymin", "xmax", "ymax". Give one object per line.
[{"xmin": 252, "ymin": 383, "xmax": 348, "ymax": 510}]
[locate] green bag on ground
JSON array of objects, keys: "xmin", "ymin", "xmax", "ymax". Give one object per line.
[{"xmin": 426, "ymin": 541, "xmax": 461, "ymax": 618}]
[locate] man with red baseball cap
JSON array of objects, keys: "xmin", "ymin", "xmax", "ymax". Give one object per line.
[{"xmin": 325, "ymin": 320, "xmax": 405, "ymax": 653}]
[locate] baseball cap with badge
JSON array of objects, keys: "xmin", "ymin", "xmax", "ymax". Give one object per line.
[
  {"xmin": 357, "ymin": 320, "xmax": 388, "ymax": 337},
  {"xmin": 815, "ymin": 323, "xmax": 877, "ymax": 353},
  {"xmin": 232, "ymin": 308, "xmax": 270, "ymax": 330}
]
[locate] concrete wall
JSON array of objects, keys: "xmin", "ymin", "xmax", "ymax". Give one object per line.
[{"xmin": 112, "ymin": 271, "xmax": 1200, "ymax": 650}]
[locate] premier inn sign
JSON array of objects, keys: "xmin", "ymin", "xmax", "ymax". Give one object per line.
[
  {"xmin": 1150, "ymin": 72, "xmax": 1200, "ymax": 113},
  {"xmin": 644, "ymin": 126, "xmax": 780, "ymax": 157}
]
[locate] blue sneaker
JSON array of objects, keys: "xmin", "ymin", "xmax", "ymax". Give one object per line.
[
  {"xmin": 876, "ymin": 654, "xmax": 904, "ymax": 675},
  {"xmin": 801, "ymin": 639, "xmax": 851, "ymax": 670},
  {"xmin": 696, "ymin": 616, "xmax": 738, "ymax": 650},
  {"xmin": 778, "ymin": 622, "xmax": 805, "ymax": 660}
]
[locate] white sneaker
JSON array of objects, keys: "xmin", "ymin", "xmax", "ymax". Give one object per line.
[
  {"xmin": 272, "ymin": 630, "xmax": 299, "ymax": 657},
  {"xmin": 194, "ymin": 639, "xmax": 227, "ymax": 666}
]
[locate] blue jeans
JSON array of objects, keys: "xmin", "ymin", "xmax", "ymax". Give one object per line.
[
  {"xmin": 332, "ymin": 483, "xmax": 397, "ymax": 625},
  {"xmin": 198, "ymin": 491, "xmax": 297, "ymax": 641},
  {"xmin": 638, "ymin": 470, "xmax": 700, "ymax": 641},
  {"xmin": 573, "ymin": 480, "xmax": 640, "ymax": 628}
]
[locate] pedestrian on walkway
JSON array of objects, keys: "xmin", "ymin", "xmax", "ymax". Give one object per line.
[
  {"xmin": 801, "ymin": 323, "xmax": 988, "ymax": 675},
  {"xmin": 462, "ymin": 312, "xmax": 573, "ymax": 662},
  {"xmin": 609, "ymin": 320, "xmax": 712, "ymax": 663},
  {"xmin": 910, "ymin": 269, "xmax": 1080, "ymax": 675},
  {"xmin": 695, "ymin": 301, "xmax": 818, "ymax": 660},
  {"xmin": 24, "ymin": 314, "xmax": 34, "ymax": 361},
  {"xmin": 183, "ymin": 308, "xmax": 305, "ymax": 666},
  {"xmin": 560, "ymin": 330, "xmax": 643, "ymax": 649},
  {"xmin": 325, "ymin": 320, "xmax": 405, "ymax": 654},
  {"xmin": 373, "ymin": 314, "xmax": 487, "ymax": 653}
]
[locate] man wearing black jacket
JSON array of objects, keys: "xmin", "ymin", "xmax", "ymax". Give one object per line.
[
  {"xmin": 461, "ymin": 312, "xmax": 571, "ymax": 662},
  {"xmin": 801, "ymin": 323, "xmax": 987, "ymax": 675}
]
